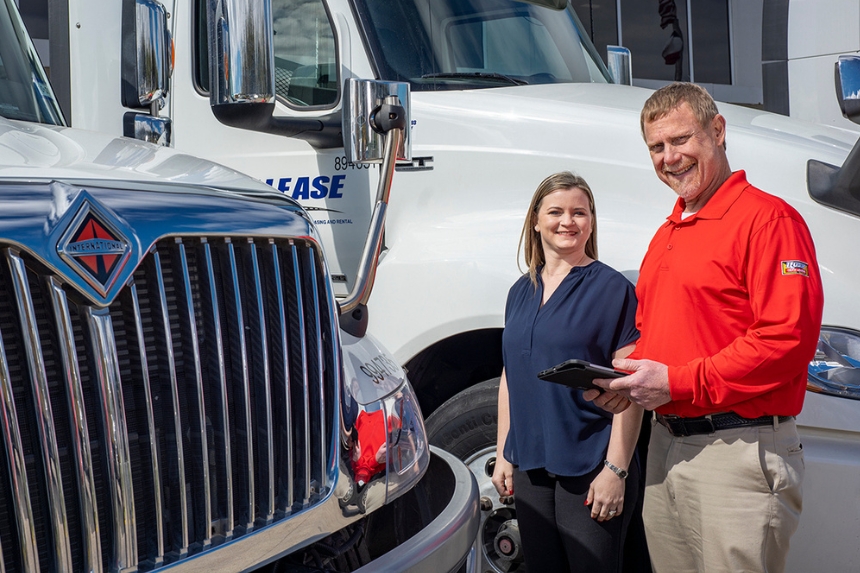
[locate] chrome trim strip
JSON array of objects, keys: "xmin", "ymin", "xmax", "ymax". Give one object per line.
[
  {"xmin": 6, "ymin": 250, "xmax": 73, "ymax": 573},
  {"xmin": 248, "ymin": 239, "xmax": 275, "ymax": 523},
  {"xmin": 152, "ymin": 247, "xmax": 189, "ymax": 554},
  {"xmin": 318, "ymin": 243, "xmax": 342, "ymax": 482},
  {"xmin": 47, "ymin": 277, "xmax": 103, "ymax": 573},
  {"xmin": 227, "ymin": 238, "xmax": 255, "ymax": 530},
  {"xmin": 270, "ymin": 240, "xmax": 293, "ymax": 510},
  {"xmin": 291, "ymin": 242, "xmax": 312, "ymax": 504},
  {"xmin": 352, "ymin": 448, "xmax": 481, "ymax": 573},
  {"xmin": 128, "ymin": 281, "xmax": 165, "ymax": 564},
  {"xmin": 137, "ymin": 450, "xmax": 477, "ymax": 573},
  {"xmin": 307, "ymin": 247, "xmax": 326, "ymax": 490},
  {"xmin": 0, "ymin": 289, "xmax": 39, "ymax": 573},
  {"xmin": 85, "ymin": 307, "xmax": 138, "ymax": 572},
  {"xmin": 177, "ymin": 239, "xmax": 213, "ymax": 545},
  {"xmin": 202, "ymin": 239, "xmax": 233, "ymax": 537}
]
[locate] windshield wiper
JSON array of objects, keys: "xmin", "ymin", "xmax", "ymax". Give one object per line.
[{"xmin": 420, "ymin": 72, "xmax": 528, "ymax": 86}]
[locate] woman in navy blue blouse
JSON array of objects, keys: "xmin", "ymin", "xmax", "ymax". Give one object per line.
[{"xmin": 491, "ymin": 172, "xmax": 643, "ymax": 572}]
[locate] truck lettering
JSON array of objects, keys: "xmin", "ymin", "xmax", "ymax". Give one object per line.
[
  {"xmin": 293, "ymin": 177, "xmax": 309, "ymax": 200},
  {"xmin": 311, "ymin": 176, "xmax": 329, "ymax": 198},
  {"xmin": 265, "ymin": 174, "xmax": 346, "ymax": 199},
  {"xmin": 359, "ymin": 354, "xmax": 400, "ymax": 384}
]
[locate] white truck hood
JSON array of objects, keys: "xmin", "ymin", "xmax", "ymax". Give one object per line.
[
  {"xmin": 374, "ymin": 81, "xmax": 860, "ymax": 364},
  {"xmin": 0, "ymin": 116, "xmax": 274, "ymax": 193},
  {"xmin": 412, "ymin": 82, "xmax": 860, "ymax": 195}
]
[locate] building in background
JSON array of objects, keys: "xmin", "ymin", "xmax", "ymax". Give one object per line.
[{"xmin": 572, "ymin": 0, "xmax": 859, "ymax": 130}]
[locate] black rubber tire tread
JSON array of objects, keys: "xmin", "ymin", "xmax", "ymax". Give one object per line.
[{"xmin": 425, "ymin": 378, "xmax": 500, "ymax": 460}]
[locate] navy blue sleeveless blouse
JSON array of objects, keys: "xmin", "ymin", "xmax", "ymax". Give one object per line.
[{"xmin": 502, "ymin": 261, "xmax": 639, "ymax": 476}]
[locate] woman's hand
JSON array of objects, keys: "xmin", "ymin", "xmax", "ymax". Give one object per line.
[
  {"xmin": 586, "ymin": 465, "xmax": 625, "ymax": 522},
  {"xmin": 582, "ymin": 389, "xmax": 632, "ymax": 414},
  {"xmin": 492, "ymin": 454, "xmax": 515, "ymax": 498}
]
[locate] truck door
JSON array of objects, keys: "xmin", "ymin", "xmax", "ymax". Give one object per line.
[{"xmin": 179, "ymin": 0, "xmax": 375, "ymax": 296}]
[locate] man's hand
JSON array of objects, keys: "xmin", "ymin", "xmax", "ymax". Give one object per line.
[{"xmin": 592, "ymin": 358, "xmax": 672, "ymax": 411}]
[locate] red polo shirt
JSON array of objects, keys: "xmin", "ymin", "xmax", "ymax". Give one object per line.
[{"xmin": 631, "ymin": 171, "xmax": 824, "ymax": 418}]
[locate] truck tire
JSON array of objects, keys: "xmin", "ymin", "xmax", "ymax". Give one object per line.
[
  {"xmin": 425, "ymin": 378, "xmax": 500, "ymax": 459},
  {"xmin": 426, "ymin": 379, "xmax": 526, "ymax": 572}
]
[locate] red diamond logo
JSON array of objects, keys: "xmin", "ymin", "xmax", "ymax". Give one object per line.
[
  {"xmin": 58, "ymin": 197, "xmax": 131, "ymax": 297},
  {"xmin": 65, "ymin": 213, "xmax": 127, "ymax": 285}
]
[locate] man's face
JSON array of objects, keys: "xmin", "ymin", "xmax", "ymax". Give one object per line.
[{"xmin": 643, "ymin": 102, "xmax": 730, "ymax": 210}]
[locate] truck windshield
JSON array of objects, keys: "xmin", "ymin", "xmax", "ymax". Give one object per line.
[
  {"xmin": 0, "ymin": 0, "xmax": 65, "ymax": 125},
  {"xmin": 352, "ymin": 0, "xmax": 611, "ymax": 90}
]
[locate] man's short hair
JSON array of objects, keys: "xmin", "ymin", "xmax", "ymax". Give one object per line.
[{"xmin": 640, "ymin": 82, "xmax": 720, "ymax": 138}]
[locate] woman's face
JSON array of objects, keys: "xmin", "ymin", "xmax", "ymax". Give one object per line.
[{"xmin": 533, "ymin": 187, "xmax": 593, "ymax": 259}]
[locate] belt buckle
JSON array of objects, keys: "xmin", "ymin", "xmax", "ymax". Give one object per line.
[
  {"xmin": 661, "ymin": 414, "xmax": 716, "ymax": 436},
  {"xmin": 660, "ymin": 414, "xmax": 686, "ymax": 437}
]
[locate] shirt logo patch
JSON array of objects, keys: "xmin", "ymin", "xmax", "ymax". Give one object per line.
[{"xmin": 781, "ymin": 260, "xmax": 809, "ymax": 277}]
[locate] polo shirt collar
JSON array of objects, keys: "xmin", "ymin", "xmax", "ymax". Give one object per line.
[{"xmin": 667, "ymin": 170, "xmax": 749, "ymax": 224}]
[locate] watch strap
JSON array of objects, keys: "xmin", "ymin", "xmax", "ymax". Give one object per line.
[{"xmin": 604, "ymin": 459, "xmax": 628, "ymax": 479}]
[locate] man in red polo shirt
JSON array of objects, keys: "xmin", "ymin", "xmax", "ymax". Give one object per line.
[{"xmin": 591, "ymin": 83, "xmax": 824, "ymax": 572}]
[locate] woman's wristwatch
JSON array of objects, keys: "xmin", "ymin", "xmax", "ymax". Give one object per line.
[{"xmin": 604, "ymin": 459, "xmax": 628, "ymax": 479}]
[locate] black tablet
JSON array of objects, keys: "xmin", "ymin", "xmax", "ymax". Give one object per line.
[{"xmin": 537, "ymin": 359, "xmax": 626, "ymax": 391}]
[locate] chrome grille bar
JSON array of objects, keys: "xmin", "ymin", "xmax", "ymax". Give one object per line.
[
  {"xmin": 85, "ymin": 307, "xmax": 138, "ymax": 572},
  {"xmin": 6, "ymin": 249, "xmax": 73, "ymax": 573},
  {"xmin": 0, "ymin": 291, "xmax": 39, "ymax": 573},
  {"xmin": 127, "ymin": 282, "xmax": 165, "ymax": 565},
  {"xmin": 248, "ymin": 239, "xmax": 275, "ymax": 523},
  {"xmin": 270, "ymin": 240, "xmax": 293, "ymax": 510},
  {"xmin": 0, "ymin": 235, "xmax": 338, "ymax": 571},
  {"xmin": 290, "ymin": 242, "xmax": 312, "ymax": 504},
  {"xmin": 307, "ymin": 248, "xmax": 327, "ymax": 490},
  {"xmin": 151, "ymin": 248, "xmax": 189, "ymax": 555},
  {"xmin": 226, "ymin": 238, "xmax": 255, "ymax": 530},
  {"xmin": 201, "ymin": 239, "xmax": 233, "ymax": 538},
  {"xmin": 319, "ymin": 245, "xmax": 342, "ymax": 480},
  {"xmin": 47, "ymin": 277, "xmax": 103, "ymax": 573},
  {"xmin": 176, "ymin": 239, "xmax": 213, "ymax": 545}
]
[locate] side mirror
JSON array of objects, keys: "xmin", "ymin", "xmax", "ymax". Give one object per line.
[
  {"xmin": 606, "ymin": 46, "xmax": 632, "ymax": 86},
  {"xmin": 343, "ymin": 80, "xmax": 411, "ymax": 164},
  {"xmin": 121, "ymin": 0, "xmax": 173, "ymax": 145},
  {"xmin": 835, "ymin": 55, "xmax": 860, "ymax": 124},
  {"xmin": 207, "ymin": 0, "xmax": 341, "ymax": 148}
]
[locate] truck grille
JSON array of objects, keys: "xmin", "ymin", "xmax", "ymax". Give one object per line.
[{"xmin": 0, "ymin": 236, "xmax": 338, "ymax": 573}]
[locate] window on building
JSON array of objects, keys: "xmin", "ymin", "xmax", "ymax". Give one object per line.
[{"xmin": 573, "ymin": 0, "xmax": 733, "ymax": 87}]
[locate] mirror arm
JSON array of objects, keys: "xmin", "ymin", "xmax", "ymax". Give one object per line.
[
  {"xmin": 211, "ymin": 103, "xmax": 344, "ymax": 149},
  {"xmin": 339, "ymin": 96, "xmax": 404, "ymax": 317}
]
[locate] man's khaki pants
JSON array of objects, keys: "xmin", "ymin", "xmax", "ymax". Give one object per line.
[{"xmin": 643, "ymin": 416, "xmax": 803, "ymax": 573}]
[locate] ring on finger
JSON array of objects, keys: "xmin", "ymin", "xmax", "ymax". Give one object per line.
[{"xmin": 608, "ymin": 509, "xmax": 617, "ymax": 516}]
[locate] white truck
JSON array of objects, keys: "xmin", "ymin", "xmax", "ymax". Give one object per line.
[
  {"xmin": 40, "ymin": 0, "xmax": 860, "ymax": 570},
  {"xmin": 0, "ymin": 0, "xmax": 480, "ymax": 571},
  {"xmin": 762, "ymin": 0, "xmax": 860, "ymax": 130}
]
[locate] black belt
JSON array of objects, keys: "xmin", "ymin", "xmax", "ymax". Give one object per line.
[{"xmin": 656, "ymin": 412, "xmax": 793, "ymax": 437}]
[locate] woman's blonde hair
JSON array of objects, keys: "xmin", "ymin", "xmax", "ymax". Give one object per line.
[{"xmin": 518, "ymin": 171, "xmax": 598, "ymax": 287}]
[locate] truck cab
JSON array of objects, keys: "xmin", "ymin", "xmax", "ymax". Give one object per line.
[
  {"xmin": 0, "ymin": 0, "xmax": 479, "ymax": 571},
  {"xmin": 39, "ymin": 0, "xmax": 860, "ymax": 570}
]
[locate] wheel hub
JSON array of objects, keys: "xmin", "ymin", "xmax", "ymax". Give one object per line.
[{"xmin": 464, "ymin": 447, "xmax": 527, "ymax": 573}]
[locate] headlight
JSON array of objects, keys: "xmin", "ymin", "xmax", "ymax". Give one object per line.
[
  {"xmin": 341, "ymin": 331, "xmax": 430, "ymax": 508},
  {"xmin": 808, "ymin": 326, "xmax": 860, "ymax": 399},
  {"xmin": 379, "ymin": 382, "xmax": 428, "ymax": 504}
]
